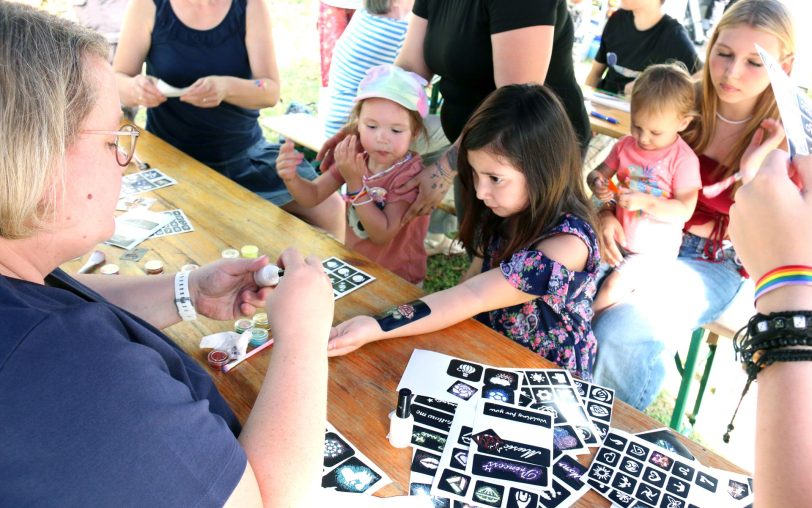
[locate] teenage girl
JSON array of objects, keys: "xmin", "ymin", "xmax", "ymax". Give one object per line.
[
  {"xmin": 278, "ymin": 64, "xmax": 430, "ymax": 284},
  {"xmin": 327, "ymin": 84, "xmax": 601, "ymax": 381}
]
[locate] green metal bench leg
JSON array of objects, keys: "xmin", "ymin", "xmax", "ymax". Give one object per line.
[
  {"xmin": 688, "ymin": 342, "xmax": 717, "ymax": 425},
  {"xmin": 670, "ymin": 328, "xmax": 705, "ymax": 431}
]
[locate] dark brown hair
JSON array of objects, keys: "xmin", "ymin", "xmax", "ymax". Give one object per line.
[{"xmin": 457, "ymin": 84, "xmax": 597, "ymax": 265}]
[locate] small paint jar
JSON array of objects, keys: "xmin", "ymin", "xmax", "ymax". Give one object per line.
[
  {"xmin": 240, "ymin": 245, "xmax": 259, "ymax": 258},
  {"xmin": 234, "ymin": 318, "xmax": 254, "ymax": 334},
  {"xmin": 144, "ymin": 260, "xmax": 164, "ymax": 275},
  {"xmin": 252, "ymin": 312, "xmax": 269, "ymax": 330},
  {"xmin": 221, "ymin": 248, "xmax": 240, "ymax": 259},
  {"xmin": 248, "ymin": 327, "xmax": 269, "ymax": 347},
  {"xmin": 99, "ymin": 263, "xmax": 120, "ymax": 275},
  {"xmin": 181, "ymin": 264, "xmax": 199, "ymax": 272},
  {"xmin": 207, "ymin": 349, "xmax": 230, "ymax": 370}
]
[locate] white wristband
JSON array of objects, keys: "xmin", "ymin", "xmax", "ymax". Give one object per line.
[{"xmin": 174, "ymin": 271, "xmax": 197, "ymax": 321}]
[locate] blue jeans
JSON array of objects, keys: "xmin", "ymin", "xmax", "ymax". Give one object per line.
[
  {"xmin": 204, "ymin": 138, "xmax": 319, "ymax": 207},
  {"xmin": 592, "ymin": 233, "xmax": 749, "ymax": 410}
]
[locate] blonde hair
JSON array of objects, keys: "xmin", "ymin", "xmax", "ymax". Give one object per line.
[
  {"xmin": 345, "ymin": 99, "xmax": 428, "ymax": 142},
  {"xmin": 0, "ymin": 1, "xmax": 108, "ymax": 239},
  {"xmin": 631, "ymin": 63, "xmax": 696, "ymax": 119},
  {"xmin": 682, "ymin": 0, "xmax": 795, "ymax": 179}
]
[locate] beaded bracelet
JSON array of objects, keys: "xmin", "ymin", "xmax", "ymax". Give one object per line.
[
  {"xmin": 754, "ymin": 265, "xmax": 812, "ymax": 302},
  {"xmin": 724, "ymin": 310, "xmax": 812, "ymax": 442}
]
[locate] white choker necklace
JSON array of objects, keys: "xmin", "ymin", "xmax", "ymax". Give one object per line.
[{"xmin": 716, "ymin": 112, "xmax": 752, "ymax": 125}]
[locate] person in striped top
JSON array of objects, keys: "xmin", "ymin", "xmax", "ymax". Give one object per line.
[{"xmin": 323, "ymin": 0, "xmax": 413, "ymax": 137}]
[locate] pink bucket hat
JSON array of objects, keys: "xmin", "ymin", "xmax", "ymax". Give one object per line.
[{"xmin": 355, "ymin": 64, "xmax": 429, "ymax": 118}]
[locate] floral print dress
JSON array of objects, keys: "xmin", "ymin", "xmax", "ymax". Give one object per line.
[{"xmin": 477, "ymin": 214, "xmax": 600, "ymax": 380}]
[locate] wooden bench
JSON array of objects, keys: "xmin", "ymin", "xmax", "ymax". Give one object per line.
[{"xmin": 670, "ymin": 288, "xmax": 754, "ymax": 433}]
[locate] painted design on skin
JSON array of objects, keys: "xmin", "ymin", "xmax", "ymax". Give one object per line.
[{"xmin": 374, "ymin": 300, "xmax": 431, "ymax": 331}]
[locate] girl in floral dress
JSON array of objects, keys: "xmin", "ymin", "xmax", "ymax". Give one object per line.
[{"xmin": 328, "ymin": 84, "xmax": 601, "ymax": 380}]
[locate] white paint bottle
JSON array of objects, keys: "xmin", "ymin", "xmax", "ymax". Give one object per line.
[{"xmin": 388, "ymin": 388, "xmax": 414, "ymax": 448}]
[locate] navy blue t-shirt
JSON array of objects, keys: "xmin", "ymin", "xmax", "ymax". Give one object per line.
[
  {"xmin": 0, "ymin": 270, "xmax": 246, "ymax": 506},
  {"xmin": 146, "ymin": 0, "xmax": 262, "ymax": 165}
]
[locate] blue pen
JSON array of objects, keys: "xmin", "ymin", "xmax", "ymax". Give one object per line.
[{"xmin": 590, "ymin": 111, "xmax": 620, "ymax": 125}]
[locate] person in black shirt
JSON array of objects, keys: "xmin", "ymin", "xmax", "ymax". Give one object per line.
[{"xmin": 586, "ymin": 0, "xmax": 700, "ymax": 96}]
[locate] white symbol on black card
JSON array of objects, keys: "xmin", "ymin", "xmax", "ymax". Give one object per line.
[
  {"xmin": 535, "ymin": 389, "xmax": 554, "ymax": 402},
  {"xmin": 606, "ymin": 434, "xmax": 627, "ymax": 451},
  {"xmin": 589, "ymin": 464, "xmax": 612, "ymax": 482},
  {"xmin": 644, "ymin": 467, "xmax": 665, "ymax": 487},
  {"xmin": 666, "ymin": 476, "xmax": 690, "ymax": 497},
  {"xmin": 620, "ymin": 457, "xmax": 642, "ymax": 476},
  {"xmin": 588, "ymin": 402, "xmax": 611, "ymax": 421},
  {"xmin": 437, "ymin": 469, "xmax": 470, "ymax": 496},
  {"xmin": 695, "ymin": 471, "xmax": 718, "ymax": 492},
  {"xmin": 447, "ymin": 359, "xmax": 483, "ymax": 381},
  {"xmin": 627, "ymin": 442, "xmax": 649, "ymax": 459},
  {"xmin": 573, "ymin": 380, "xmax": 587, "ymax": 397},
  {"xmin": 663, "ymin": 494, "xmax": 685, "ymax": 508},
  {"xmin": 451, "ymin": 448, "xmax": 468, "ymax": 470},
  {"xmin": 607, "ymin": 489, "xmax": 634, "ymax": 506},
  {"xmin": 611, "ymin": 471, "xmax": 636, "ymax": 495},
  {"xmin": 728, "ymin": 479, "xmax": 749, "ymax": 500},
  {"xmin": 595, "ymin": 421, "xmax": 609, "ymax": 439},
  {"xmin": 549, "ymin": 372, "xmax": 569, "ymax": 385},
  {"xmin": 447, "ymin": 380, "xmax": 477, "ymax": 401},
  {"xmin": 636, "ymin": 483, "xmax": 661, "ymax": 505},
  {"xmin": 507, "ymin": 488, "xmax": 539, "ymax": 508},
  {"xmin": 673, "ymin": 461, "xmax": 695, "ymax": 481},
  {"xmin": 590, "ymin": 386, "xmax": 614, "ymax": 403},
  {"xmin": 458, "ymin": 427, "xmax": 473, "ymax": 446},
  {"xmin": 596, "ymin": 449, "xmax": 620, "ymax": 467},
  {"xmin": 526, "ymin": 371, "xmax": 548, "ymax": 385}
]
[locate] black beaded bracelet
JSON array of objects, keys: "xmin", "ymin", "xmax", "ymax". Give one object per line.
[{"xmin": 724, "ymin": 311, "xmax": 812, "ymax": 443}]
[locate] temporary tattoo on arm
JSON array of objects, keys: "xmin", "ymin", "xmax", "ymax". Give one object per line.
[{"xmin": 375, "ymin": 299, "xmax": 431, "ymax": 331}]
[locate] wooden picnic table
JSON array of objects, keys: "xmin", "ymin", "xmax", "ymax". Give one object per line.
[
  {"xmin": 583, "ymin": 85, "xmax": 632, "ymax": 139},
  {"xmin": 62, "ymin": 129, "xmax": 746, "ymax": 503}
]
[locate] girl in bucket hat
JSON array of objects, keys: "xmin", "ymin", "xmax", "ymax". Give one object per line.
[{"xmin": 278, "ymin": 64, "xmax": 431, "ymax": 284}]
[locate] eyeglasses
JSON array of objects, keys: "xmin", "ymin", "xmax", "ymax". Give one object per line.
[{"xmin": 82, "ymin": 124, "xmax": 140, "ymax": 167}]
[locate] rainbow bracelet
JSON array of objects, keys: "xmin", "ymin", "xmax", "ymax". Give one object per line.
[{"xmin": 754, "ymin": 265, "xmax": 812, "ymax": 302}]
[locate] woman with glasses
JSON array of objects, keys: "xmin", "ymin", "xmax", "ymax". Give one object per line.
[
  {"xmin": 113, "ymin": 0, "xmax": 346, "ymax": 242},
  {"xmin": 0, "ymin": 3, "xmax": 333, "ymax": 505}
]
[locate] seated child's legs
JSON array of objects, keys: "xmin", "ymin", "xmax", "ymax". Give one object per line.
[{"xmin": 593, "ymin": 254, "xmax": 658, "ymax": 313}]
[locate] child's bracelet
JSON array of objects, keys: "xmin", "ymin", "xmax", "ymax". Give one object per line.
[
  {"xmin": 754, "ymin": 265, "xmax": 812, "ymax": 302},
  {"xmin": 342, "ymin": 187, "xmax": 364, "ymax": 202}
]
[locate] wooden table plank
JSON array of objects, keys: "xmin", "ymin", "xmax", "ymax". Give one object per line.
[
  {"xmin": 583, "ymin": 86, "xmax": 631, "ymax": 139},
  {"xmin": 63, "ymin": 129, "xmax": 747, "ymax": 504}
]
